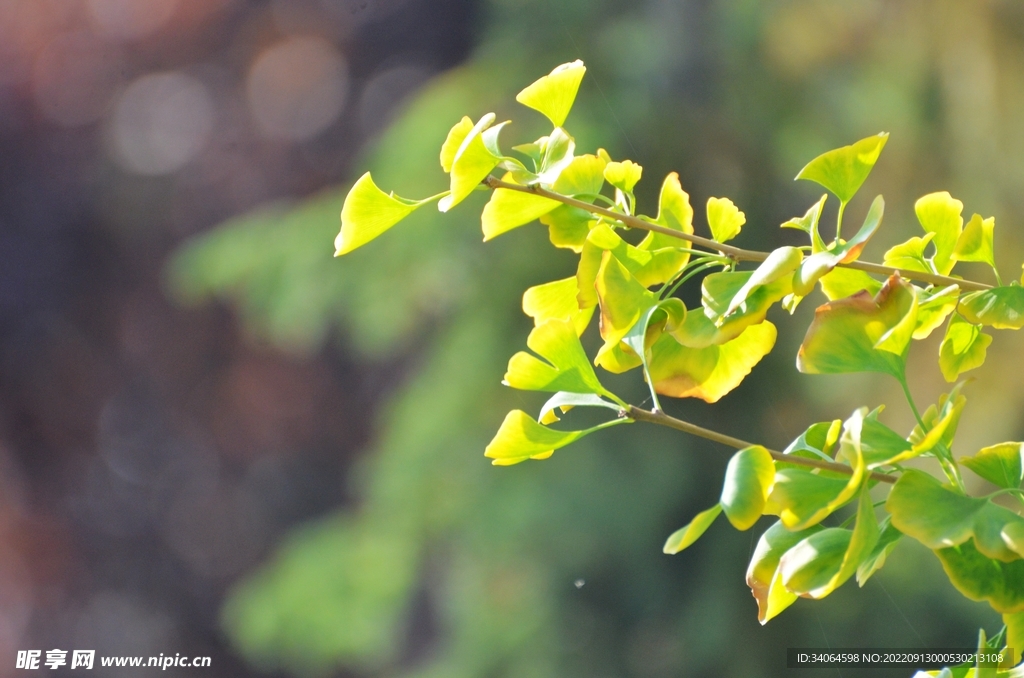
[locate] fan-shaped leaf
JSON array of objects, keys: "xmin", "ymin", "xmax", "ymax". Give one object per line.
[
  {"xmin": 515, "ymin": 60, "xmax": 586, "ymax": 128},
  {"xmin": 522, "ymin": 277, "xmax": 594, "ymax": 335},
  {"xmin": 604, "ymin": 160, "xmax": 642, "ymax": 193},
  {"xmin": 335, "ymin": 173, "xmax": 445, "ymax": 255},
  {"xmin": 934, "ymin": 539, "xmax": 1024, "ymax": 614},
  {"xmin": 439, "ymin": 113, "xmax": 503, "ymax": 212},
  {"xmin": 795, "ymin": 133, "xmax": 888, "ymax": 204},
  {"xmin": 915, "ymin": 191, "xmax": 964, "ymax": 276},
  {"xmin": 914, "ymin": 285, "xmax": 960, "ymax": 339},
  {"xmin": 707, "ymin": 197, "xmax": 745, "ymax": 243},
  {"xmin": 883, "ymin": 232, "xmax": 935, "ymax": 275},
  {"xmin": 954, "ymin": 214, "xmax": 996, "ymax": 269},
  {"xmin": 484, "ymin": 409, "xmax": 621, "ymax": 466},
  {"xmin": 504, "ymin": 318, "xmax": 609, "ymax": 395},
  {"xmin": 747, "ymin": 521, "xmax": 824, "ymax": 623},
  {"xmin": 939, "ymin": 313, "xmax": 992, "ymax": 382},
  {"xmin": 959, "ymin": 286, "xmax": 1024, "ymax": 330},
  {"xmin": 960, "ymin": 443, "xmax": 1024, "ymax": 489}
]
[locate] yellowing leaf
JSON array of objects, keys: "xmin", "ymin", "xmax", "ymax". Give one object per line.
[
  {"xmin": 789, "ymin": 195, "xmax": 884, "ymax": 296},
  {"xmin": 647, "ymin": 321, "xmax": 777, "ymax": 403},
  {"xmin": 960, "ymin": 442, "xmax": 1024, "ymax": 489},
  {"xmin": 603, "ymin": 160, "xmax": 642, "ymax": 193},
  {"xmin": 856, "ymin": 517, "xmax": 903, "ymax": 586},
  {"xmin": 702, "ymin": 271, "xmax": 790, "ymax": 337},
  {"xmin": 440, "ymin": 116, "xmax": 474, "ymax": 172},
  {"xmin": 939, "ymin": 313, "xmax": 992, "ymax": 382},
  {"xmin": 542, "ymin": 205, "xmax": 594, "ymax": 252},
  {"xmin": 484, "ymin": 409, "xmax": 616, "ymax": 466},
  {"xmin": 726, "ymin": 247, "xmax": 802, "ymax": 316},
  {"xmin": 551, "ymin": 153, "xmax": 607, "ymax": 196},
  {"xmin": 515, "ymin": 60, "xmax": 586, "ymax": 128},
  {"xmin": 883, "ymin": 232, "xmax": 935, "ymax": 274},
  {"xmin": 795, "ymin": 133, "xmax": 888, "ymax": 204},
  {"xmin": 913, "ymin": 285, "xmax": 959, "ymax": 339},
  {"xmin": 818, "ymin": 267, "xmax": 882, "ymax": 301},
  {"xmin": 746, "ymin": 521, "xmax": 824, "ymax": 623},
  {"xmin": 481, "ymin": 181, "xmax": 559, "ymax": 240},
  {"xmin": 522, "ymin": 277, "xmax": 594, "ymax": 335},
  {"xmin": 721, "ymin": 446, "xmax": 776, "ymax": 531},
  {"xmin": 593, "ymin": 252, "xmax": 657, "ymax": 373},
  {"xmin": 663, "ymin": 504, "xmax": 722, "ymax": 554},
  {"xmin": 915, "ymin": 191, "xmax": 964, "ymax": 276},
  {"xmin": 504, "ymin": 318, "xmax": 608, "ymax": 395},
  {"xmin": 707, "ymin": 197, "xmax": 745, "ymax": 243},
  {"xmin": 954, "ymin": 213, "xmax": 996, "ymax": 269},
  {"xmin": 959, "ymin": 286, "xmax": 1024, "ymax": 330},
  {"xmin": 797, "ymin": 274, "xmax": 917, "ymax": 380},
  {"xmin": 934, "ymin": 539, "xmax": 1024, "ymax": 614},
  {"xmin": 335, "ymin": 172, "xmax": 444, "ymax": 255},
  {"xmin": 439, "ymin": 113, "xmax": 502, "ymax": 212}
]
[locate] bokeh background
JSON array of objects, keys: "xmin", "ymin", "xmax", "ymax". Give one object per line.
[{"xmin": 2, "ymin": 0, "xmax": 1024, "ymax": 676}]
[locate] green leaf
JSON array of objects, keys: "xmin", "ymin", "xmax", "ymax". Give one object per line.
[
  {"xmin": 886, "ymin": 469, "xmax": 1024, "ymax": 561},
  {"xmin": 954, "ymin": 213, "xmax": 997, "ymax": 269},
  {"xmin": 522, "ymin": 277, "xmax": 594, "ymax": 336},
  {"xmin": 783, "ymin": 420, "xmax": 842, "ymax": 462},
  {"xmin": 515, "ymin": 60, "xmax": 586, "ymax": 128},
  {"xmin": 818, "ymin": 267, "xmax": 883, "ymax": 301},
  {"xmin": 663, "ymin": 504, "xmax": 722, "ymax": 554},
  {"xmin": 707, "ymin": 197, "xmax": 745, "ymax": 243},
  {"xmin": 883, "ymin": 232, "xmax": 936, "ymax": 275},
  {"xmin": 542, "ymin": 205, "xmax": 594, "ymax": 252},
  {"xmin": 795, "ymin": 133, "xmax": 888, "ymax": 204},
  {"xmin": 779, "ymin": 484, "xmax": 879, "ymax": 599},
  {"xmin": 438, "ymin": 113, "xmax": 502, "ymax": 212},
  {"xmin": 538, "ymin": 391, "xmax": 620, "ymax": 425},
  {"xmin": 797, "ymin": 274, "xmax": 917, "ymax": 380},
  {"xmin": 856, "ymin": 517, "xmax": 903, "ymax": 585},
  {"xmin": 534, "ymin": 127, "xmax": 576, "ymax": 184},
  {"xmin": 909, "ymin": 384, "xmax": 967, "ymax": 452},
  {"xmin": 484, "ymin": 409, "xmax": 619, "ymax": 466},
  {"xmin": 593, "ymin": 251, "xmax": 659, "ymax": 373},
  {"xmin": 935, "ymin": 539, "xmax": 1024, "ymax": 614},
  {"xmin": 721, "ymin": 446, "xmax": 776, "ymax": 530},
  {"xmin": 647, "ymin": 320, "xmax": 777, "ymax": 403},
  {"xmin": 939, "ymin": 313, "xmax": 992, "ymax": 382},
  {"xmin": 854, "ymin": 409, "xmax": 916, "ymax": 468},
  {"xmin": 959, "ymin": 286, "xmax": 1024, "ymax": 330},
  {"xmin": 960, "ymin": 443, "xmax": 1024, "ymax": 489},
  {"xmin": 638, "ymin": 172, "xmax": 695, "ymax": 255},
  {"xmin": 915, "ymin": 191, "xmax": 964, "ymax": 276},
  {"xmin": 481, "ymin": 180, "xmax": 559, "ymax": 241},
  {"xmin": 604, "ymin": 160, "xmax": 642, "ymax": 193},
  {"xmin": 335, "ymin": 173, "xmax": 443, "ymax": 255},
  {"xmin": 702, "ymin": 270, "xmax": 790, "ymax": 336},
  {"xmin": 780, "ymin": 195, "xmax": 827, "ymax": 237},
  {"xmin": 790, "ymin": 195, "xmax": 884, "ymax": 296},
  {"xmin": 504, "ymin": 318, "xmax": 609, "ymax": 396},
  {"xmin": 1005, "ymin": 611, "xmax": 1024, "ymax": 665},
  {"xmin": 726, "ymin": 247, "xmax": 802, "ymax": 316},
  {"xmin": 746, "ymin": 521, "xmax": 824, "ymax": 623},
  {"xmin": 914, "ymin": 285, "xmax": 960, "ymax": 339}
]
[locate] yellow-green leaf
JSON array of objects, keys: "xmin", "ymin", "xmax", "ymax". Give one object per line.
[
  {"xmin": 959, "ymin": 286, "xmax": 1024, "ymax": 330},
  {"xmin": 939, "ymin": 313, "xmax": 992, "ymax": 382},
  {"xmin": 515, "ymin": 60, "xmax": 586, "ymax": 128},
  {"xmin": 522, "ymin": 277, "xmax": 594, "ymax": 335},
  {"xmin": 909, "ymin": 384, "xmax": 966, "ymax": 453},
  {"xmin": 593, "ymin": 251, "xmax": 658, "ymax": 373},
  {"xmin": 818, "ymin": 267, "xmax": 882, "ymax": 301},
  {"xmin": 551, "ymin": 153, "xmax": 607, "ymax": 196},
  {"xmin": 746, "ymin": 520, "xmax": 824, "ymax": 623},
  {"xmin": 647, "ymin": 321, "xmax": 777, "ymax": 403},
  {"xmin": 795, "ymin": 133, "xmax": 888, "ymax": 204},
  {"xmin": 1005, "ymin": 611, "xmax": 1024, "ymax": 666},
  {"xmin": 721, "ymin": 446, "xmax": 776, "ymax": 530},
  {"xmin": 504, "ymin": 318, "xmax": 608, "ymax": 395},
  {"xmin": 934, "ymin": 539, "xmax": 1024, "ymax": 614},
  {"xmin": 604, "ymin": 160, "xmax": 642, "ymax": 193},
  {"xmin": 883, "ymin": 232, "xmax": 935, "ymax": 275},
  {"xmin": 577, "ymin": 224, "xmax": 690, "ymax": 309},
  {"xmin": 484, "ymin": 409, "xmax": 613, "ymax": 466},
  {"xmin": 954, "ymin": 213, "xmax": 996, "ymax": 269},
  {"xmin": 856, "ymin": 517, "xmax": 903, "ymax": 586},
  {"xmin": 439, "ymin": 113, "xmax": 502, "ymax": 213},
  {"xmin": 915, "ymin": 191, "xmax": 964, "ymax": 276},
  {"xmin": 797, "ymin": 274, "xmax": 916, "ymax": 379},
  {"xmin": 663, "ymin": 504, "xmax": 722, "ymax": 554},
  {"xmin": 702, "ymin": 270, "xmax": 790, "ymax": 336},
  {"xmin": 481, "ymin": 180, "xmax": 559, "ymax": 240},
  {"xmin": 440, "ymin": 116, "xmax": 474, "ymax": 172},
  {"xmin": 913, "ymin": 285, "xmax": 960, "ymax": 339},
  {"xmin": 726, "ymin": 247, "xmax": 802, "ymax": 316},
  {"xmin": 542, "ymin": 204, "xmax": 594, "ymax": 252},
  {"xmin": 335, "ymin": 172, "xmax": 442, "ymax": 255},
  {"xmin": 789, "ymin": 196, "xmax": 883, "ymax": 296},
  {"xmin": 960, "ymin": 442, "xmax": 1024, "ymax": 489},
  {"xmin": 707, "ymin": 197, "xmax": 745, "ymax": 243}
]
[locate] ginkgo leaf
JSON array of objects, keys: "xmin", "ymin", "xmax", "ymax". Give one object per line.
[
  {"xmin": 856, "ymin": 517, "xmax": 903, "ymax": 586},
  {"xmin": 913, "ymin": 285, "xmax": 959, "ymax": 339},
  {"xmin": 909, "ymin": 384, "xmax": 966, "ymax": 453},
  {"xmin": 702, "ymin": 271, "xmax": 790, "ymax": 336},
  {"xmin": 439, "ymin": 113, "xmax": 503, "ymax": 212},
  {"xmin": 593, "ymin": 251, "xmax": 659, "ymax": 372},
  {"xmin": 440, "ymin": 116, "xmax": 475, "ymax": 172},
  {"xmin": 663, "ymin": 504, "xmax": 723, "ymax": 554},
  {"xmin": 720, "ymin": 446, "xmax": 776, "ymax": 530},
  {"xmin": 538, "ymin": 391, "xmax": 620, "ymax": 425},
  {"xmin": 707, "ymin": 197, "xmax": 745, "ymax": 243},
  {"xmin": 853, "ymin": 409, "xmax": 916, "ymax": 468},
  {"xmin": 797, "ymin": 274, "xmax": 917, "ymax": 380},
  {"xmin": 604, "ymin": 160, "xmax": 642, "ymax": 193},
  {"xmin": 577, "ymin": 224, "xmax": 690, "ymax": 309},
  {"xmin": 335, "ymin": 173, "xmax": 444, "ymax": 255},
  {"xmin": 635, "ymin": 172, "xmax": 695, "ymax": 280},
  {"xmin": 746, "ymin": 520, "xmax": 824, "ymax": 623},
  {"xmin": 795, "ymin": 133, "xmax": 888, "ymax": 204},
  {"xmin": 790, "ymin": 195, "xmax": 884, "ymax": 296},
  {"xmin": 542, "ymin": 205, "xmax": 595, "ymax": 251},
  {"xmin": 783, "ymin": 420, "xmax": 842, "ymax": 462},
  {"xmin": 481, "ymin": 180, "xmax": 559, "ymax": 240},
  {"xmin": 960, "ymin": 442, "xmax": 1024, "ymax": 489},
  {"xmin": 915, "ymin": 191, "xmax": 964, "ymax": 276},
  {"xmin": 818, "ymin": 267, "xmax": 882, "ymax": 301},
  {"xmin": 726, "ymin": 247, "xmax": 802, "ymax": 316},
  {"xmin": 534, "ymin": 127, "xmax": 576, "ymax": 184},
  {"xmin": 939, "ymin": 313, "xmax": 992, "ymax": 382},
  {"xmin": 515, "ymin": 60, "xmax": 586, "ymax": 128},
  {"xmin": 934, "ymin": 539, "xmax": 1024, "ymax": 614},
  {"xmin": 781, "ymin": 194, "xmax": 827, "ymax": 245},
  {"xmin": 484, "ymin": 409, "xmax": 621, "ymax": 466},
  {"xmin": 522, "ymin": 277, "xmax": 594, "ymax": 335},
  {"xmin": 959, "ymin": 285, "xmax": 1024, "ymax": 330},
  {"xmin": 883, "ymin": 232, "xmax": 935, "ymax": 275},
  {"xmin": 647, "ymin": 321, "xmax": 777, "ymax": 403},
  {"xmin": 954, "ymin": 213, "xmax": 996, "ymax": 269},
  {"xmin": 504, "ymin": 318, "xmax": 609, "ymax": 395}
]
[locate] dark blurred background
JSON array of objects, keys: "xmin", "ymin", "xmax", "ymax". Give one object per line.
[{"xmin": 2, "ymin": 0, "xmax": 1024, "ymax": 676}]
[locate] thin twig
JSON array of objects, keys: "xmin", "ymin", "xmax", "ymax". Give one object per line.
[
  {"xmin": 483, "ymin": 177, "xmax": 992, "ymax": 292},
  {"xmin": 625, "ymin": 406, "xmax": 897, "ymax": 484}
]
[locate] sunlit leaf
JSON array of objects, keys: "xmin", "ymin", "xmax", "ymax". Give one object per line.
[
  {"xmin": 668, "ymin": 307, "xmax": 750, "ymax": 349},
  {"xmin": 959, "ymin": 286, "xmax": 1024, "ymax": 330},
  {"xmin": 746, "ymin": 520, "xmax": 824, "ymax": 623},
  {"xmin": 915, "ymin": 191, "xmax": 964, "ymax": 276},
  {"xmin": 780, "ymin": 484, "xmax": 878, "ymax": 599},
  {"xmin": 781, "ymin": 194, "xmax": 828, "ymax": 249},
  {"xmin": 538, "ymin": 391, "xmax": 620, "ymax": 425},
  {"xmin": 960, "ymin": 442, "xmax": 1024, "ymax": 489},
  {"xmin": 484, "ymin": 409, "xmax": 619, "ymax": 466},
  {"xmin": 790, "ymin": 196, "xmax": 884, "ymax": 296},
  {"xmin": 914, "ymin": 285, "xmax": 960, "ymax": 339},
  {"xmin": 954, "ymin": 214, "xmax": 996, "ymax": 269},
  {"xmin": 797, "ymin": 274, "xmax": 917, "ymax": 380},
  {"xmin": 515, "ymin": 60, "xmax": 586, "ymax": 128},
  {"xmin": 439, "ymin": 113, "xmax": 502, "ymax": 212},
  {"xmin": 522, "ymin": 277, "xmax": 594, "ymax": 335},
  {"xmin": 853, "ymin": 409, "xmax": 916, "ymax": 468},
  {"xmin": 707, "ymin": 197, "xmax": 745, "ymax": 243},
  {"xmin": 727, "ymin": 247, "xmax": 802, "ymax": 316},
  {"xmin": 856, "ymin": 517, "xmax": 903, "ymax": 586},
  {"xmin": 647, "ymin": 321, "xmax": 777, "ymax": 403},
  {"xmin": 702, "ymin": 271, "xmax": 790, "ymax": 336},
  {"xmin": 593, "ymin": 251, "xmax": 658, "ymax": 372},
  {"xmin": 534, "ymin": 127, "xmax": 576, "ymax": 185},
  {"xmin": 638, "ymin": 172, "xmax": 694, "ymax": 259},
  {"xmin": 721, "ymin": 446, "xmax": 776, "ymax": 530},
  {"xmin": 783, "ymin": 420, "xmax": 842, "ymax": 462},
  {"xmin": 939, "ymin": 313, "xmax": 992, "ymax": 382},
  {"xmin": 934, "ymin": 539, "xmax": 1024, "ymax": 614},
  {"xmin": 909, "ymin": 384, "xmax": 966, "ymax": 452},
  {"xmin": 604, "ymin": 160, "xmax": 642, "ymax": 193},
  {"xmin": 884, "ymin": 232, "xmax": 935, "ymax": 275},
  {"xmin": 663, "ymin": 504, "xmax": 723, "ymax": 554},
  {"xmin": 886, "ymin": 469, "xmax": 1024, "ymax": 562},
  {"xmin": 551, "ymin": 153, "xmax": 607, "ymax": 196},
  {"xmin": 335, "ymin": 173, "xmax": 443, "ymax": 255},
  {"xmin": 440, "ymin": 116, "xmax": 474, "ymax": 172},
  {"xmin": 542, "ymin": 205, "xmax": 594, "ymax": 251},
  {"xmin": 481, "ymin": 179, "xmax": 559, "ymax": 240},
  {"xmin": 818, "ymin": 267, "xmax": 882, "ymax": 301},
  {"xmin": 795, "ymin": 133, "xmax": 888, "ymax": 204},
  {"xmin": 504, "ymin": 318, "xmax": 609, "ymax": 395},
  {"xmin": 1005, "ymin": 611, "xmax": 1024, "ymax": 668}
]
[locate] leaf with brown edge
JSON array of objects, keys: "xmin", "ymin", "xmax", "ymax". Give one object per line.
[
  {"xmin": 797, "ymin": 274, "xmax": 917, "ymax": 380},
  {"xmin": 647, "ymin": 321, "xmax": 777, "ymax": 402}
]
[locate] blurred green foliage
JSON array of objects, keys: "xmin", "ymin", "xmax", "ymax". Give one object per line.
[{"xmin": 168, "ymin": 1, "xmax": 1024, "ymax": 675}]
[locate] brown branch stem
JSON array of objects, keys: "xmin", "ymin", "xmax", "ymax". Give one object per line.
[
  {"xmin": 625, "ymin": 406, "xmax": 897, "ymax": 484},
  {"xmin": 484, "ymin": 176, "xmax": 992, "ymax": 292}
]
